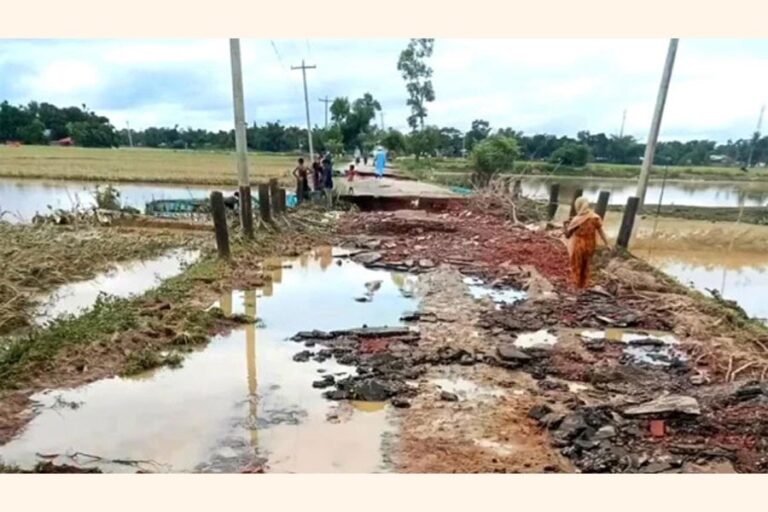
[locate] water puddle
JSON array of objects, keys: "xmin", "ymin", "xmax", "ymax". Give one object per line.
[
  {"xmin": 0, "ymin": 247, "xmax": 417, "ymax": 473},
  {"xmin": 431, "ymin": 378, "xmax": 505, "ymax": 400},
  {"xmin": 514, "ymin": 329, "xmax": 559, "ymax": 349},
  {"xmin": 33, "ymin": 249, "xmax": 200, "ymax": 325},
  {"xmin": 463, "ymin": 276, "xmax": 526, "ymax": 307},
  {"xmin": 578, "ymin": 329, "xmax": 686, "ymax": 367}
]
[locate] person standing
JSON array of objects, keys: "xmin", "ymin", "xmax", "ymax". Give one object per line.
[
  {"xmin": 347, "ymin": 164, "xmax": 356, "ymax": 182},
  {"xmin": 374, "ymin": 148, "xmax": 386, "ymax": 178},
  {"xmin": 312, "ymin": 154, "xmax": 324, "ymax": 194},
  {"xmin": 322, "ymin": 154, "xmax": 334, "ymax": 191},
  {"xmin": 292, "ymin": 157, "xmax": 310, "ymax": 200},
  {"xmin": 564, "ymin": 197, "xmax": 611, "ymax": 289}
]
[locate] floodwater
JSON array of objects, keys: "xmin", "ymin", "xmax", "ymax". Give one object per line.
[
  {"xmin": 0, "ymin": 247, "xmax": 417, "ymax": 473},
  {"xmin": 521, "ymin": 176, "xmax": 768, "ymax": 208},
  {"xmin": 34, "ymin": 249, "xmax": 200, "ymax": 325},
  {"xmin": 0, "ymin": 178, "xmax": 211, "ymax": 222}
]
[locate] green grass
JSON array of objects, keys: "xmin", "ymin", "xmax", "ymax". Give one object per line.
[
  {"xmin": 396, "ymin": 156, "xmax": 768, "ymax": 183},
  {"xmin": 0, "ymin": 145, "xmax": 300, "ymax": 186}
]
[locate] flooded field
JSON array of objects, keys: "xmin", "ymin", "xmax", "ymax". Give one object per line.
[
  {"xmin": 0, "ymin": 247, "xmax": 417, "ymax": 473},
  {"xmin": 0, "ymin": 178, "xmax": 211, "ymax": 222},
  {"xmin": 34, "ymin": 249, "xmax": 200, "ymax": 326},
  {"xmin": 522, "ymin": 176, "xmax": 768, "ymax": 207}
]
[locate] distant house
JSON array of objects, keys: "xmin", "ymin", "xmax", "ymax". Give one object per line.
[
  {"xmin": 5, "ymin": 141, "xmax": 21, "ymax": 147},
  {"xmin": 56, "ymin": 137, "xmax": 74, "ymax": 147}
]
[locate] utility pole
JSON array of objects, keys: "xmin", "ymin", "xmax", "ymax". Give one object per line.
[
  {"xmin": 619, "ymin": 109, "xmax": 627, "ymax": 138},
  {"xmin": 125, "ymin": 121, "xmax": 133, "ymax": 148},
  {"xmin": 380, "ymin": 112, "xmax": 385, "ymax": 131},
  {"xmin": 636, "ymin": 38, "xmax": 679, "ymax": 207},
  {"xmin": 229, "ymin": 38, "xmax": 253, "ymax": 238},
  {"xmin": 318, "ymin": 96, "xmax": 331, "ymax": 129},
  {"xmin": 291, "ymin": 60, "xmax": 316, "ymax": 158},
  {"xmin": 747, "ymin": 104, "xmax": 765, "ymax": 168}
]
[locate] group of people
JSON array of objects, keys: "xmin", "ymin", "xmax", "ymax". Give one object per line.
[{"xmin": 293, "ymin": 152, "xmax": 334, "ymax": 200}]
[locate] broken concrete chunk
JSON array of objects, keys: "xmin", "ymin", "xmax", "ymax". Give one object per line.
[
  {"xmin": 592, "ymin": 425, "xmax": 617, "ymax": 440},
  {"xmin": 350, "ymin": 379, "xmax": 394, "ymax": 401},
  {"xmin": 527, "ymin": 404, "xmax": 553, "ymax": 421},
  {"xmin": 292, "ymin": 350, "xmax": 313, "ymax": 362},
  {"xmin": 498, "ymin": 344, "xmax": 532, "ymax": 362},
  {"xmin": 440, "ymin": 391, "xmax": 459, "ymax": 402},
  {"xmin": 419, "ymin": 259, "xmax": 435, "ymax": 268},
  {"xmin": 352, "ymin": 252, "xmax": 382, "ymax": 265},
  {"xmin": 391, "ymin": 398, "xmax": 411, "ymax": 408},
  {"xmin": 623, "ymin": 395, "xmax": 701, "ymax": 417}
]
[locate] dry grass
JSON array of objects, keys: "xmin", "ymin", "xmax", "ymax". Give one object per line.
[
  {"xmin": 0, "ymin": 221, "xmax": 202, "ymax": 334},
  {"xmin": 0, "ymin": 145, "xmax": 299, "ymax": 186}
]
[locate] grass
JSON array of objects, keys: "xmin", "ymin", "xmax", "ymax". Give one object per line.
[
  {"xmin": 0, "ymin": 221, "xmax": 203, "ymax": 335},
  {"xmin": 0, "ymin": 145, "xmax": 300, "ymax": 186},
  {"xmin": 396, "ymin": 156, "xmax": 768, "ymax": 183}
]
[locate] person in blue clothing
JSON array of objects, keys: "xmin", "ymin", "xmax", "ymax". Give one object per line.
[{"xmin": 374, "ymin": 148, "xmax": 387, "ymax": 178}]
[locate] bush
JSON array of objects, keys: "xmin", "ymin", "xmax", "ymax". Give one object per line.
[
  {"xmin": 470, "ymin": 136, "xmax": 520, "ymax": 185},
  {"xmin": 550, "ymin": 143, "xmax": 591, "ymax": 167},
  {"xmin": 93, "ymin": 185, "xmax": 122, "ymax": 210}
]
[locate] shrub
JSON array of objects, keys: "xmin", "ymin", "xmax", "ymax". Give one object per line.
[{"xmin": 470, "ymin": 136, "xmax": 520, "ymax": 185}]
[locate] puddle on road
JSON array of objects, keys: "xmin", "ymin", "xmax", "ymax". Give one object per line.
[
  {"xmin": 514, "ymin": 330, "xmax": 559, "ymax": 349},
  {"xmin": 578, "ymin": 329, "xmax": 686, "ymax": 367},
  {"xmin": 463, "ymin": 276, "xmax": 526, "ymax": 307},
  {"xmin": 0, "ymin": 247, "xmax": 417, "ymax": 473},
  {"xmin": 34, "ymin": 249, "xmax": 200, "ymax": 325}
]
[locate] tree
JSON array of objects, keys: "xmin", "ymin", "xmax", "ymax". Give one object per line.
[
  {"xmin": 397, "ymin": 38, "xmax": 435, "ymax": 131},
  {"xmin": 550, "ymin": 142, "xmax": 591, "ymax": 166},
  {"xmin": 465, "ymin": 119, "xmax": 491, "ymax": 151},
  {"xmin": 381, "ymin": 129, "xmax": 407, "ymax": 154},
  {"xmin": 438, "ymin": 127, "xmax": 464, "ymax": 157},
  {"xmin": 470, "ymin": 135, "xmax": 520, "ymax": 184},
  {"xmin": 68, "ymin": 120, "xmax": 120, "ymax": 148},
  {"xmin": 407, "ymin": 126, "xmax": 442, "ymax": 158},
  {"xmin": 328, "ymin": 93, "xmax": 381, "ymax": 151}
]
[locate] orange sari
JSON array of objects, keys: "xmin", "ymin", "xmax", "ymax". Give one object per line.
[{"xmin": 566, "ymin": 210, "xmax": 602, "ymax": 289}]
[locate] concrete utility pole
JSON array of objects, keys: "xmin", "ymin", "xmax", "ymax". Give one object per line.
[
  {"xmin": 619, "ymin": 109, "xmax": 627, "ymax": 138},
  {"xmin": 229, "ymin": 38, "xmax": 253, "ymax": 238},
  {"xmin": 636, "ymin": 38, "xmax": 679, "ymax": 207},
  {"xmin": 125, "ymin": 121, "xmax": 133, "ymax": 147},
  {"xmin": 747, "ymin": 104, "xmax": 765, "ymax": 168},
  {"xmin": 318, "ymin": 96, "xmax": 331, "ymax": 129},
  {"xmin": 292, "ymin": 60, "xmax": 316, "ymax": 159},
  {"xmin": 380, "ymin": 112, "xmax": 385, "ymax": 131}
]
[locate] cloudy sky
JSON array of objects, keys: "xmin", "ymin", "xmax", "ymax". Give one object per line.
[{"xmin": 0, "ymin": 39, "xmax": 766, "ymax": 142}]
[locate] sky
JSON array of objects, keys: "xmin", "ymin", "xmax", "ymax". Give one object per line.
[{"xmin": 0, "ymin": 38, "xmax": 766, "ymax": 142}]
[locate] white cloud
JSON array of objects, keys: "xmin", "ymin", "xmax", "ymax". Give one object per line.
[{"xmin": 0, "ymin": 38, "xmax": 766, "ymax": 141}]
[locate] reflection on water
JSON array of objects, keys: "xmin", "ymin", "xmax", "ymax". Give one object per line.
[
  {"xmin": 34, "ymin": 249, "xmax": 200, "ymax": 325},
  {"xmin": 644, "ymin": 249, "xmax": 768, "ymax": 323},
  {"xmin": 0, "ymin": 178, "xmax": 212, "ymax": 222},
  {"xmin": 0, "ymin": 247, "xmax": 417, "ymax": 473},
  {"xmin": 521, "ymin": 177, "xmax": 768, "ymax": 208}
]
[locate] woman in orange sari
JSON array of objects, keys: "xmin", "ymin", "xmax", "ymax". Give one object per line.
[{"xmin": 565, "ymin": 197, "xmax": 611, "ymax": 289}]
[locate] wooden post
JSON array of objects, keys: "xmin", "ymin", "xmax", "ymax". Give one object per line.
[
  {"xmin": 258, "ymin": 184, "xmax": 272, "ymax": 223},
  {"xmin": 210, "ymin": 191, "xmax": 230, "ymax": 259},
  {"xmin": 278, "ymin": 188, "xmax": 286, "ymax": 213},
  {"xmin": 569, "ymin": 188, "xmax": 584, "ymax": 218},
  {"xmin": 269, "ymin": 179, "xmax": 281, "ymax": 215},
  {"xmin": 512, "ymin": 179, "xmax": 522, "ymax": 200},
  {"xmin": 595, "ymin": 190, "xmax": 610, "ymax": 219},
  {"xmin": 547, "ymin": 183, "xmax": 560, "ymax": 221},
  {"xmin": 617, "ymin": 196, "xmax": 640, "ymax": 249}
]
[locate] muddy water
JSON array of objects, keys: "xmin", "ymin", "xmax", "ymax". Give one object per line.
[
  {"xmin": 0, "ymin": 178, "xmax": 211, "ymax": 222},
  {"xmin": 35, "ymin": 249, "xmax": 200, "ymax": 325},
  {"xmin": 521, "ymin": 176, "xmax": 768, "ymax": 208},
  {"xmin": 0, "ymin": 247, "xmax": 417, "ymax": 473}
]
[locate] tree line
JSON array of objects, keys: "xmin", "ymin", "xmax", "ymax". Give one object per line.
[{"xmin": 1, "ymin": 99, "xmax": 766, "ymax": 168}]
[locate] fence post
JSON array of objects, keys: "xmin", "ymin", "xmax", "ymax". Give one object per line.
[
  {"xmin": 617, "ymin": 196, "xmax": 640, "ymax": 249},
  {"xmin": 278, "ymin": 188, "xmax": 286, "ymax": 214},
  {"xmin": 569, "ymin": 188, "xmax": 584, "ymax": 217},
  {"xmin": 210, "ymin": 191, "xmax": 230, "ymax": 259},
  {"xmin": 595, "ymin": 190, "xmax": 610, "ymax": 219},
  {"xmin": 269, "ymin": 179, "xmax": 281, "ymax": 215},
  {"xmin": 547, "ymin": 183, "xmax": 560, "ymax": 221},
  {"xmin": 258, "ymin": 183, "xmax": 272, "ymax": 223}
]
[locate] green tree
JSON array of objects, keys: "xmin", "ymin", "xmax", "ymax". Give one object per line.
[
  {"xmin": 470, "ymin": 135, "xmax": 520, "ymax": 185},
  {"xmin": 550, "ymin": 142, "xmax": 591, "ymax": 166},
  {"xmin": 465, "ymin": 119, "xmax": 491, "ymax": 151},
  {"xmin": 68, "ymin": 120, "xmax": 120, "ymax": 148},
  {"xmin": 397, "ymin": 38, "xmax": 435, "ymax": 131},
  {"xmin": 381, "ymin": 129, "xmax": 407, "ymax": 154}
]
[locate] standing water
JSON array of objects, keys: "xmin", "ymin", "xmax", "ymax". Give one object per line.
[{"xmin": 0, "ymin": 247, "xmax": 418, "ymax": 472}]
